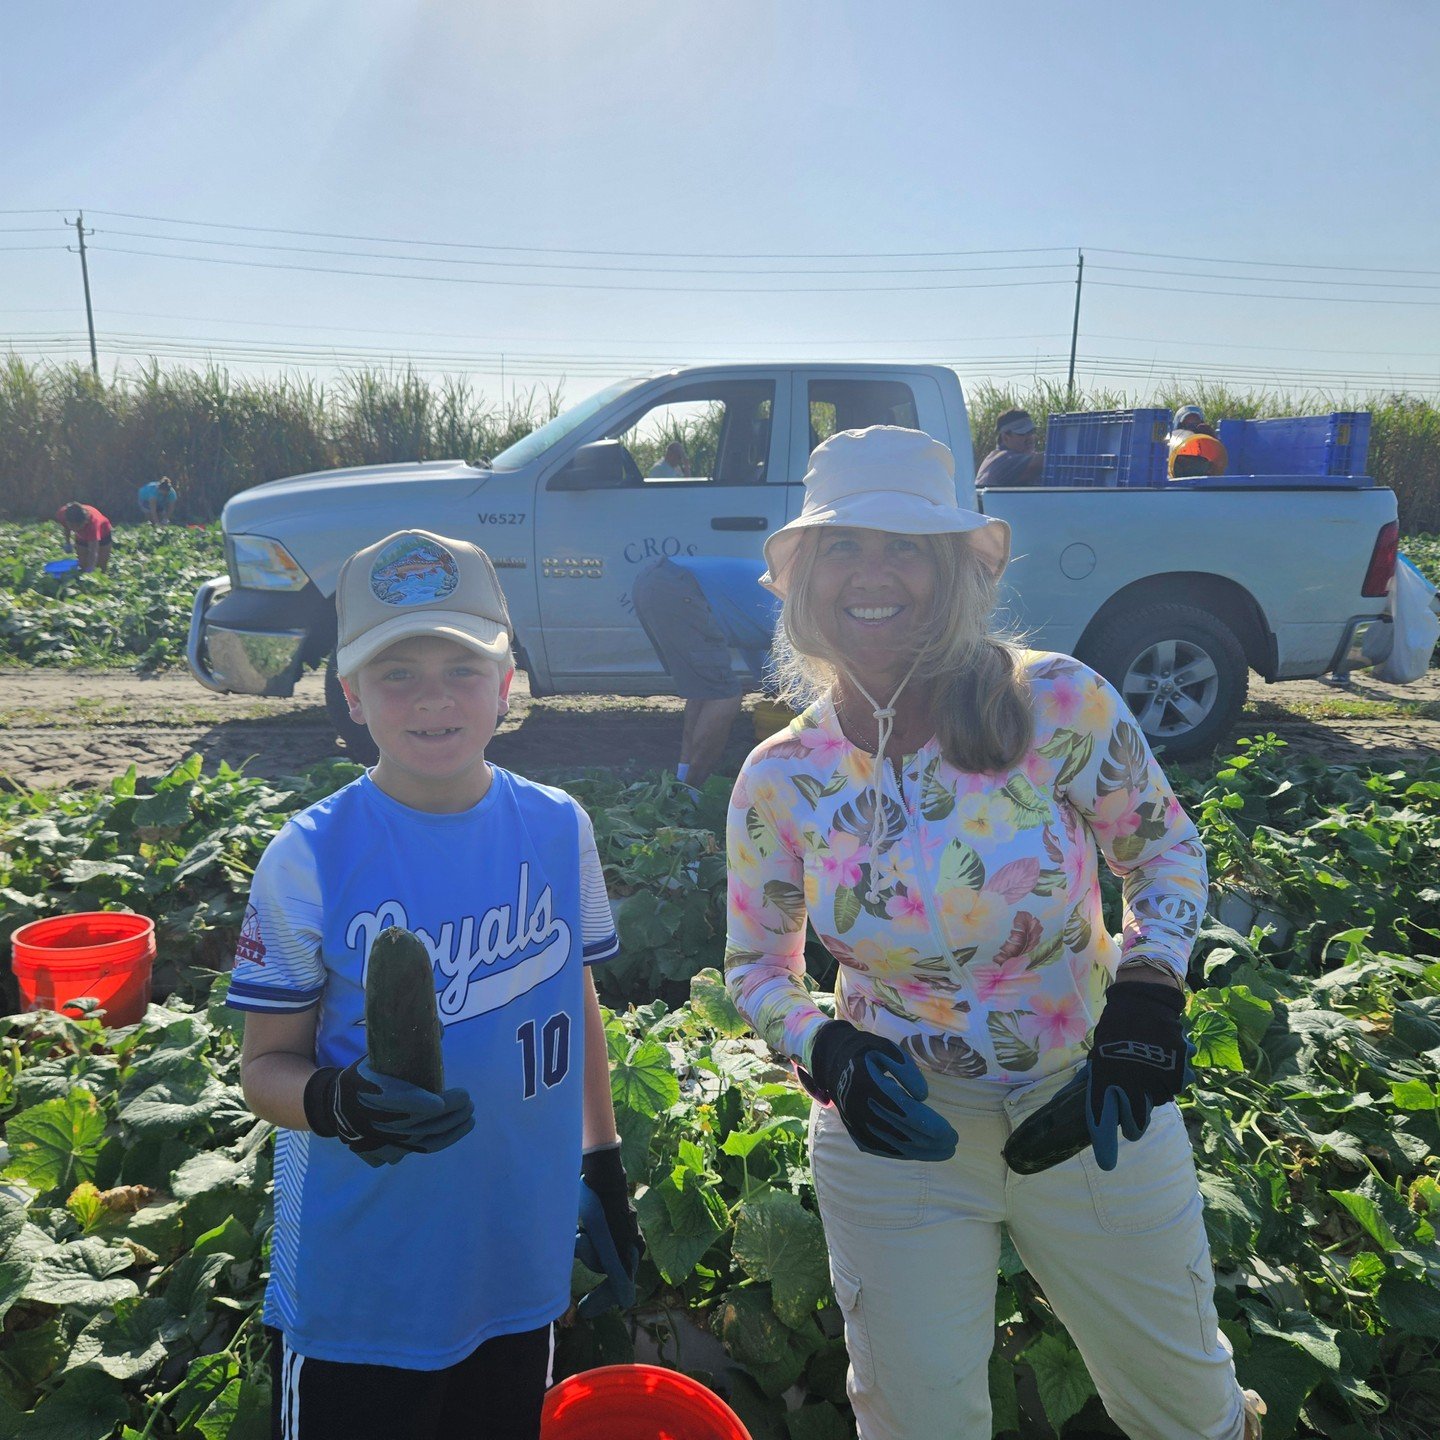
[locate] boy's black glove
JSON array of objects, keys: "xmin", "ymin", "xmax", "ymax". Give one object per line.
[
  {"xmin": 575, "ymin": 1143, "xmax": 643, "ymax": 1318},
  {"xmin": 806, "ymin": 1020, "xmax": 957, "ymax": 1162},
  {"xmin": 303, "ymin": 1058, "xmax": 475, "ymax": 1168},
  {"xmin": 1085, "ymin": 981, "xmax": 1193, "ymax": 1171}
]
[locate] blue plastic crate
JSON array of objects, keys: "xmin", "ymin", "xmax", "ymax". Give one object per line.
[
  {"xmin": 1214, "ymin": 412, "xmax": 1371, "ymax": 477},
  {"xmin": 1041, "ymin": 408, "xmax": 1170, "ymax": 487}
]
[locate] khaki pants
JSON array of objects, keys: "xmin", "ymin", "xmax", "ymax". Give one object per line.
[{"xmin": 809, "ymin": 1063, "xmax": 1247, "ymax": 1440}]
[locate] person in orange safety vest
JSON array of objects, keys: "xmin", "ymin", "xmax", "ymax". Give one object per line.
[{"xmin": 1167, "ymin": 405, "xmax": 1228, "ymax": 478}]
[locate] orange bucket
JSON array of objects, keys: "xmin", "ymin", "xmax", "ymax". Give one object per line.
[
  {"xmin": 542, "ymin": 1364, "xmax": 751, "ymax": 1440},
  {"xmin": 11, "ymin": 912, "xmax": 155, "ymax": 1027}
]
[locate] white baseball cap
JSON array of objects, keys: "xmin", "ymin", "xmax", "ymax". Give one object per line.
[
  {"xmin": 335, "ymin": 529, "xmax": 513, "ymax": 676},
  {"xmin": 761, "ymin": 426, "xmax": 1011, "ymax": 598}
]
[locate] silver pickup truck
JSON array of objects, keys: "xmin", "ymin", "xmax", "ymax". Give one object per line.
[{"xmin": 188, "ymin": 364, "xmax": 1400, "ymax": 761}]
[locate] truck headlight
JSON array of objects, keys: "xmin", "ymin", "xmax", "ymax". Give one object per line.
[{"xmin": 230, "ymin": 534, "xmax": 309, "ymax": 592}]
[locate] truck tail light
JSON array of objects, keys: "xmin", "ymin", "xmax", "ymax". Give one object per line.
[{"xmin": 1361, "ymin": 521, "xmax": 1398, "ymax": 597}]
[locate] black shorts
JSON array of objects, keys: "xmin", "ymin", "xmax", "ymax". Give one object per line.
[
  {"xmin": 267, "ymin": 1323, "xmax": 553, "ymax": 1440},
  {"xmin": 631, "ymin": 559, "xmax": 742, "ymax": 701}
]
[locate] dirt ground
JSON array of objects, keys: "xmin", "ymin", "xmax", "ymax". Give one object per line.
[{"xmin": 0, "ymin": 666, "xmax": 1437, "ymax": 792}]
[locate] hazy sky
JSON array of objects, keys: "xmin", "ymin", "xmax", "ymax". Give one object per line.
[{"xmin": 4, "ymin": 0, "xmax": 1438, "ymax": 403}]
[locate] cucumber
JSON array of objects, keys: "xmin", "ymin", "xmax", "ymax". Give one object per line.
[
  {"xmin": 364, "ymin": 927, "xmax": 445, "ymax": 1093},
  {"xmin": 1002, "ymin": 1071, "xmax": 1091, "ymax": 1175}
]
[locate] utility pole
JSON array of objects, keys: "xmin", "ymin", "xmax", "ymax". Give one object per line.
[
  {"xmin": 1066, "ymin": 248, "xmax": 1084, "ymax": 409},
  {"xmin": 70, "ymin": 211, "xmax": 99, "ymax": 377}
]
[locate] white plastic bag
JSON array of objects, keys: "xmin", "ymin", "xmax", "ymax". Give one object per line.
[{"xmin": 1375, "ymin": 554, "xmax": 1440, "ymax": 684}]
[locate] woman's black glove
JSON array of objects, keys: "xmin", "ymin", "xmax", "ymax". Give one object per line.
[
  {"xmin": 807, "ymin": 1020, "xmax": 957, "ymax": 1162},
  {"xmin": 1085, "ymin": 981, "xmax": 1193, "ymax": 1171},
  {"xmin": 576, "ymin": 1142, "xmax": 644, "ymax": 1317},
  {"xmin": 303, "ymin": 1059, "xmax": 475, "ymax": 1168}
]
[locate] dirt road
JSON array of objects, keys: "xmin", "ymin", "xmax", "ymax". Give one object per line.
[{"xmin": 1, "ymin": 667, "xmax": 1437, "ymax": 792}]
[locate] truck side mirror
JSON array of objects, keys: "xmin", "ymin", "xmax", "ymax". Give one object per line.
[{"xmin": 548, "ymin": 440, "xmax": 642, "ymax": 491}]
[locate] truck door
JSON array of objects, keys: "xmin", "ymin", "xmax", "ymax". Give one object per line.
[
  {"xmin": 785, "ymin": 370, "xmax": 953, "ymax": 505},
  {"xmin": 533, "ymin": 374, "xmax": 791, "ymax": 685}
]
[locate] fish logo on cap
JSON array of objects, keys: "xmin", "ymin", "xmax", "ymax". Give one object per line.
[{"xmin": 369, "ymin": 534, "xmax": 460, "ymax": 607}]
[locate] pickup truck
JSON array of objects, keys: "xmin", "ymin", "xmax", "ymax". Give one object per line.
[{"xmin": 187, "ymin": 364, "xmax": 1400, "ymax": 762}]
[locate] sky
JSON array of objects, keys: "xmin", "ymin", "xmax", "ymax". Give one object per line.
[{"xmin": 3, "ymin": 0, "xmax": 1439, "ymax": 407}]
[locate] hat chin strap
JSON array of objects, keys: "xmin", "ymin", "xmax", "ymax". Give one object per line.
[{"xmin": 839, "ymin": 656, "xmax": 922, "ymax": 854}]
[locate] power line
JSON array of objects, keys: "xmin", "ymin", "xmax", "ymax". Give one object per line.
[
  {"xmin": 1091, "ymin": 279, "xmax": 1440, "ymax": 307},
  {"xmin": 92, "ymin": 226, "xmax": 1074, "ymax": 277},
  {"xmin": 88, "ymin": 243, "xmax": 1077, "ymax": 294},
  {"xmin": 1089, "ymin": 246, "xmax": 1440, "ymax": 278},
  {"xmin": 1091, "ymin": 263, "xmax": 1440, "ymax": 292},
  {"xmin": 89, "ymin": 208, "xmax": 1075, "ymax": 262}
]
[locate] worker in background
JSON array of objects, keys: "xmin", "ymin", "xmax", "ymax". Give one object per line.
[
  {"xmin": 647, "ymin": 441, "xmax": 691, "ymax": 479},
  {"xmin": 55, "ymin": 501, "xmax": 113, "ymax": 573},
  {"xmin": 138, "ymin": 476, "xmax": 179, "ymax": 526},
  {"xmin": 1168, "ymin": 405, "xmax": 1229, "ymax": 478},
  {"xmin": 631, "ymin": 555, "xmax": 781, "ymax": 789},
  {"xmin": 975, "ymin": 409, "xmax": 1043, "ymax": 487}
]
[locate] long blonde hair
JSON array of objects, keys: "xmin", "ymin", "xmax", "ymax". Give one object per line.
[{"xmin": 771, "ymin": 530, "xmax": 1034, "ymax": 773}]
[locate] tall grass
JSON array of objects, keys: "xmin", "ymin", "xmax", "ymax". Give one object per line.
[
  {"xmin": 3, "ymin": 357, "xmax": 1438, "ymax": 532},
  {"xmin": 0, "ymin": 359, "xmax": 560, "ymax": 524}
]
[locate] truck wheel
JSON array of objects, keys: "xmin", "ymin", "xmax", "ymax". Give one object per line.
[
  {"xmin": 324, "ymin": 655, "xmax": 379, "ymax": 766},
  {"xmin": 1083, "ymin": 603, "xmax": 1248, "ymax": 761}
]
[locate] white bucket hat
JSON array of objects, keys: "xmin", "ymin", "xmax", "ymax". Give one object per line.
[{"xmin": 761, "ymin": 426, "xmax": 1010, "ymax": 598}]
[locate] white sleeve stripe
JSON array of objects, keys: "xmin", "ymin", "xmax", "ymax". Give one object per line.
[{"xmin": 227, "ymin": 993, "xmax": 320, "ymax": 1014}]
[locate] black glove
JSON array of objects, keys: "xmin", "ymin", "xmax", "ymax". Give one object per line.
[
  {"xmin": 807, "ymin": 1020, "xmax": 957, "ymax": 1162},
  {"xmin": 1085, "ymin": 981, "xmax": 1193, "ymax": 1171},
  {"xmin": 576, "ymin": 1143, "xmax": 643, "ymax": 1317},
  {"xmin": 304, "ymin": 1058, "xmax": 475, "ymax": 1168}
]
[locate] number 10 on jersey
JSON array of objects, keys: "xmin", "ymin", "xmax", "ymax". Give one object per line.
[{"xmin": 517, "ymin": 1013, "xmax": 571, "ymax": 1098}]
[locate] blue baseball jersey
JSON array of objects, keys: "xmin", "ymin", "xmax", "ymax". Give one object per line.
[{"xmin": 227, "ymin": 769, "xmax": 618, "ymax": 1369}]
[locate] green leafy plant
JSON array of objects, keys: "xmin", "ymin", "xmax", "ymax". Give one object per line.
[{"xmin": 3, "ymin": 743, "xmax": 1439, "ymax": 1436}]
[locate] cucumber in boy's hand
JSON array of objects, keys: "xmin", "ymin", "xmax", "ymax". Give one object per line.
[
  {"xmin": 304, "ymin": 927, "xmax": 472, "ymax": 1165},
  {"xmin": 365, "ymin": 926, "xmax": 446, "ymax": 1092}
]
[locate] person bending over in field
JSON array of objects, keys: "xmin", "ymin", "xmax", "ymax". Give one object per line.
[
  {"xmin": 137, "ymin": 476, "xmax": 178, "ymax": 526},
  {"xmin": 724, "ymin": 426, "xmax": 1265, "ymax": 1440},
  {"xmin": 230, "ymin": 529, "xmax": 642, "ymax": 1440},
  {"xmin": 55, "ymin": 501, "xmax": 113, "ymax": 572}
]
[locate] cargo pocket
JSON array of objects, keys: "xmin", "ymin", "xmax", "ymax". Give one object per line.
[
  {"xmin": 1186, "ymin": 1235, "xmax": 1220, "ymax": 1357},
  {"xmin": 1079, "ymin": 1103, "xmax": 1198, "ymax": 1235},
  {"xmin": 830, "ymin": 1263, "xmax": 875, "ymax": 1394}
]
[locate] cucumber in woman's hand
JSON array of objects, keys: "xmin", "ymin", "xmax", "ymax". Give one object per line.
[
  {"xmin": 365, "ymin": 927, "xmax": 445, "ymax": 1094},
  {"xmin": 1003, "ymin": 1070, "xmax": 1091, "ymax": 1175}
]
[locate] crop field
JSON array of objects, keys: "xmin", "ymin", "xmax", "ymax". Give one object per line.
[{"xmin": 1, "ymin": 742, "xmax": 1439, "ymax": 1439}]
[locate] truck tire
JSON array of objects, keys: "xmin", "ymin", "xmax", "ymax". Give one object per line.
[
  {"xmin": 324, "ymin": 654, "xmax": 379, "ymax": 766},
  {"xmin": 1083, "ymin": 603, "xmax": 1248, "ymax": 761}
]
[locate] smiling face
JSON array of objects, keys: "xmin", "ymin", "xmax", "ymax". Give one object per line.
[
  {"xmin": 340, "ymin": 635, "xmax": 514, "ymax": 812},
  {"xmin": 806, "ymin": 527, "xmax": 938, "ymax": 689}
]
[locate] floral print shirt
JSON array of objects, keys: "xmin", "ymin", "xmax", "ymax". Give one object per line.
[{"xmin": 724, "ymin": 652, "xmax": 1207, "ymax": 1084}]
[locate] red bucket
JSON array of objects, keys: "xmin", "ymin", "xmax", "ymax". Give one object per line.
[
  {"xmin": 542, "ymin": 1365, "xmax": 751, "ymax": 1440},
  {"xmin": 11, "ymin": 912, "xmax": 155, "ymax": 1027}
]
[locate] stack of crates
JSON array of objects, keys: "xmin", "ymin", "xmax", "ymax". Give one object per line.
[
  {"xmin": 1214, "ymin": 412, "xmax": 1371, "ymax": 477},
  {"xmin": 1041, "ymin": 409, "xmax": 1171, "ymax": 488}
]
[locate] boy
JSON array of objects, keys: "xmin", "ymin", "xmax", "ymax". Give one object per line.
[{"xmin": 229, "ymin": 529, "xmax": 641, "ymax": 1440}]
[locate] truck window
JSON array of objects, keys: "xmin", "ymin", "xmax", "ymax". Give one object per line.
[
  {"xmin": 610, "ymin": 381, "xmax": 776, "ymax": 486},
  {"xmin": 808, "ymin": 379, "xmax": 919, "ymax": 453}
]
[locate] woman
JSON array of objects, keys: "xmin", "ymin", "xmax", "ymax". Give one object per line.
[
  {"xmin": 56, "ymin": 501, "xmax": 113, "ymax": 573},
  {"xmin": 724, "ymin": 427, "xmax": 1263, "ymax": 1440}
]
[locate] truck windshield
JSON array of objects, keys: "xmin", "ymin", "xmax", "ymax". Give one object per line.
[{"xmin": 488, "ymin": 378, "xmax": 645, "ymax": 471}]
